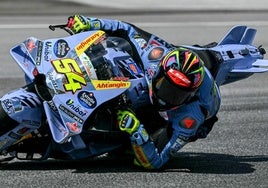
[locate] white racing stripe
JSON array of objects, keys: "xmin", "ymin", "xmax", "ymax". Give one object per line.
[{"xmin": 1, "ymin": 21, "xmax": 268, "ymax": 29}]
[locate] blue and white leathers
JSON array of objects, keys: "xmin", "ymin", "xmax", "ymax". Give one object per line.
[{"xmin": 86, "ymin": 18, "xmax": 221, "ymax": 169}]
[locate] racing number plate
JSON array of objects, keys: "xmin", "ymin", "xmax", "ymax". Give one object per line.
[{"xmin": 51, "ymin": 58, "xmax": 86, "ymax": 93}]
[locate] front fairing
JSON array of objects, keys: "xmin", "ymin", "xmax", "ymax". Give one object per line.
[{"xmin": 10, "ymin": 31, "xmax": 142, "ymax": 143}]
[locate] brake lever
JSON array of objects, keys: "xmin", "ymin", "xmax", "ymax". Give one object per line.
[{"xmin": 48, "ymin": 24, "xmax": 74, "ymax": 35}]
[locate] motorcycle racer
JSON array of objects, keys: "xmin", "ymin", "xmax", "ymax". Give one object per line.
[{"xmin": 68, "ymin": 15, "xmax": 221, "ymax": 169}]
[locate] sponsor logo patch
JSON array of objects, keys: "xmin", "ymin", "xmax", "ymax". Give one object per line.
[
  {"xmin": 91, "ymin": 80, "xmax": 131, "ymax": 90},
  {"xmin": 78, "ymin": 91, "xmax": 97, "ymax": 109}
]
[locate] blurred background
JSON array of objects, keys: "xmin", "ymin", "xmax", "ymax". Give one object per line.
[{"xmin": 1, "ymin": 0, "xmax": 268, "ymax": 78}]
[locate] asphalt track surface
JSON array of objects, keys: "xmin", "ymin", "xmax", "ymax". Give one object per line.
[{"xmin": 0, "ymin": 1, "xmax": 268, "ymax": 187}]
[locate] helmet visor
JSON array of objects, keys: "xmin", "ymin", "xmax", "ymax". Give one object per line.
[{"xmin": 151, "ymin": 66, "xmax": 195, "ymax": 110}]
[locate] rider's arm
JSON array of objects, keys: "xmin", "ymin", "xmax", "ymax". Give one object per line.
[
  {"xmin": 131, "ymin": 101, "xmax": 206, "ymax": 169},
  {"xmin": 69, "ymin": 15, "xmax": 153, "ymax": 57},
  {"xmin": 117, "ymin": 101, "xmax": 206, "ymax": 169}
]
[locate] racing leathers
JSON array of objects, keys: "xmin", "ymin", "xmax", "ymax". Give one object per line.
[{"xmin": 71, "ymin": 15, "xmax": 222, "ymax": 169}]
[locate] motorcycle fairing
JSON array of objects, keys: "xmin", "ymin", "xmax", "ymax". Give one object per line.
[
  {"xmin": 231, "ymin": 59, "xmax": 268, "ymax": 72},
  {"xmin": 10, "ymin": 31, "xmax": 134, "ymax": 144},
  {"xmin": 218, "ymin": 25, "xmax": 256, "ymax": 45},
  {"xmin": 212, "ymin": 43, "xmax": 268, "ymax": 85},
  {"xmin": 46, "ymin": 87, "xmax": 128, "ymax": 143},
  {"xmin": 10, "ymin": 41, "xmax": 38, "ymax": 82},
  {"xmin": 217, "ymin": 25, "xmax": 268, "ymax": 74}
]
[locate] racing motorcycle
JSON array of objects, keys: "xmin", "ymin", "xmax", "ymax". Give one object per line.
[{"xmin": 0, "ymin": 24, "xmax": 267, "ymax": 163}]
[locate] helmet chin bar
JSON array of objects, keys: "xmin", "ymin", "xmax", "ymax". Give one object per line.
[{"xmin": 151, "ymin": 93, "xmax": 178, "ymax": 111}]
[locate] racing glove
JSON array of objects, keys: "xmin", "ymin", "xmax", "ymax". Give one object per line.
[
  {"xmin": 67, "ymin": 15, "xmax": 91, "ymax": 33},
  {"xmin": 117, "ymin": 110, "xmax": 149, "ymax": 145}
]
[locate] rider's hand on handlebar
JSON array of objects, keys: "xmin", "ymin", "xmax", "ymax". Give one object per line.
[
  {"xmin": 117, "ymin": 110, "xmax": 149, "ymax": 145},
  {"xmin": 67, "ymin": 15, "xmax": 90, "ymax": 34},
  {"xmin": 117, "ymin": 110, "xmax": 140, "ymax": 135}
]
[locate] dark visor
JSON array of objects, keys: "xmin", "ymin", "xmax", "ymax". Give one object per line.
[{"xmin": 152, "ymin": 67, "xmax": 195, "ymax": 110}]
